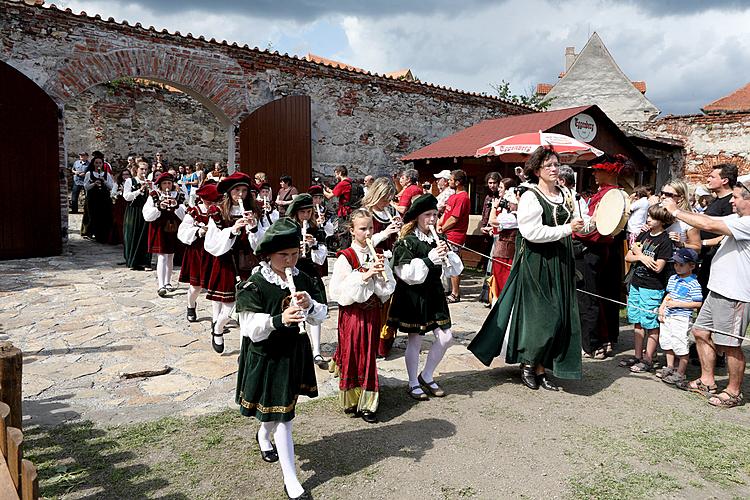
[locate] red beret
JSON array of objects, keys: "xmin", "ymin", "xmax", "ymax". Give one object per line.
[
  {"xmin": 155, "ymin": 172, "xmax": 175, "ymax": 185},
  {"xmin": 217, "ymin": 172, "xmax": 252, "ymax": 194},
  {"xmin": 195, "ymin": 183, "xmax": 222, "ymax": 202}
]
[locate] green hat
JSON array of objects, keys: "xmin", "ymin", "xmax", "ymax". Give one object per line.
[
  {"xmin": 403, "ymin": 193, "xmax": 438, "ymax": 223},
  {"xmin": 286, "ymin": 193, "xmax": 314, "ymax": 217},
  {"xmin": 255, "ymin": 218, "xmax": 302, "ymax": 256}
]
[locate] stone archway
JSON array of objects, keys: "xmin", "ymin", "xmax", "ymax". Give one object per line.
[{"xmin": 47, "ymin": 48, "xmax": 251, "ymax": 167}]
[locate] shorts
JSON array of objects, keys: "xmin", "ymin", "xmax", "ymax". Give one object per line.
[
  {"xmin": 627, "ymin": 285, "xmax": 664, "ymax": 330},
  {"xmin": 659, "ymin": 315, "xmax": 690, "ymax": 355},
  {"xmin": 694, "ymin": 291, "xmax": 750, "ymax": 347}
]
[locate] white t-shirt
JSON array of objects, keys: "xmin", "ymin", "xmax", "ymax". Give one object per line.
[
  {"xmin": 708, "ymin": 214, "xmax": 750, "ymax": 302},
  {"xmin": 627, "ymin": 197, "xmax": 649, "ymax": 234}
]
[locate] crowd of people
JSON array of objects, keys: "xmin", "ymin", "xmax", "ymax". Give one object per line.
[{"xmin": 68, "ymin": 149, "xmax": 750, "ymax": 499}]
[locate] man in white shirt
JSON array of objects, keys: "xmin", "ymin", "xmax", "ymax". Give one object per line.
[
  {"xmin": 662, "ymin": 179, "xmax": 750, "ymax": 408},
  {"xmin": 434, "ymin": 169, "xmax": 455, "ymax": 215}
]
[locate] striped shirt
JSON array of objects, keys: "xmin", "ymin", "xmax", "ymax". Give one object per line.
[{"xmin": 665, "ymin": 274, "xmax": 703, "ymax": 318}]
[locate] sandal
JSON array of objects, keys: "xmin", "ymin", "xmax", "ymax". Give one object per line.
[
  {"xmin": 593, "ymin": 347, "xmax": 607, "ymax": 360},
  {"xmin": 708, "ymin": 390, "xmax": 744, "ymax": 408},
  {"xmin": 446, "ymin": 294, "xmax": 461, "ymax": 304},
  {"xmin": 630, "ymin": 361, "xmax": 653, "ymax": 373},
  {"xmin": 618, "ymin": 356, "xmax": 640, "ymax": 368},
  {"xmin": 677, "ymin": 378, "xmax": 718, "ymax": 397},
  {"xmin": 655, "ymin": 366, "xmax": 675, "ymax": 379},
  {"xmin": 604, "ymin": 342, "xmax": 614, "ymax": 357}
]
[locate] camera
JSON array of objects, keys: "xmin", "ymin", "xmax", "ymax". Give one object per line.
[
  {"xmin": 497, "ymin": 198, "xmax": 510, "ymax": 210},
  {"xmin": 313, "ymin": 176, "xmax": 322, "ymax": 185}
]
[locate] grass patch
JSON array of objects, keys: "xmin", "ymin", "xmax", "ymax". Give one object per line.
[
  {"xmin": 569, "ymin": 461, "xmax": 680, "ymax": 500},
  {"xmin": 637, "ymin": 415, "xmax": 750, "ymax": 485}
]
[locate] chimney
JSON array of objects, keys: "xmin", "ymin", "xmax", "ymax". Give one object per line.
[{"xmin": 565, "ymin": 47, "xmax": 576, "ymax": 72}]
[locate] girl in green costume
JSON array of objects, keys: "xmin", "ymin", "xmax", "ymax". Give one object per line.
[
  {"xmin": 468, "ymin": 148, "xmax": 585, "ymax": 391},
  {"xmin": 235, "ymin": 218, "xmax": 327, "ymax": 499}
]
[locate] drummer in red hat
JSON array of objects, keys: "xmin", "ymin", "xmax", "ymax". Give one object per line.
[
  {"xmin": 142, "ymin": 172, "xmax": 186, "ymax": 297},
  {"xmin": 203, "ymin": 172, "xmax": 266, "ymax": 353},
  {"xmin": 178, "ymin": 183, "xmax": 222, "ymax": 322},
  {"xmin": 574, "ymin": 154, "xmax": 630, "ymax": 359}
]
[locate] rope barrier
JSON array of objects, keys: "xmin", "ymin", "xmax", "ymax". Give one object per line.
[{"xmin": 449, "ymin": 240, "xmax": 748, "ymax": 343}]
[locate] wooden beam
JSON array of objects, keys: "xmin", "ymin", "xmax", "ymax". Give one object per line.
[
  {"xmin": 6, "ymin": 427, "xmax": 22, "ymax": 492},
  {"xmin": 21, "ymin": 460, "xmax": 37, "ymax": 500},
  {"xmin": 0, "ymin": 343, "xmax": 22, "ymax": 430}
]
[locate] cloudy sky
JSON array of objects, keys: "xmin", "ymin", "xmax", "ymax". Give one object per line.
[{"xmin": 55, "ymin": 0, "xmax": 750, "ymax": 115}]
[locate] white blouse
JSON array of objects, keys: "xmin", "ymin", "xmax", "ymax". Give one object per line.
[
  {"xmin": 142, "ymin": 192, "xmax": 186, "ymax": 223},
  {"xmin": 204, "ymin": 206, "xmax": 265, "ymax": 257},
  {"xmin": 393, "ymin": 229, "xmax": 464, "ymax": 285},
  {"xmin": 329, "ymin": 243, "xmax": 396, "ymax": 306},
  {"xmin": 237, "ymin": 263, "xmax": 328, "ymax": 342},
  {"xmin": 517, "ymin": 187, "xmax": 582, "ymax": 244}
]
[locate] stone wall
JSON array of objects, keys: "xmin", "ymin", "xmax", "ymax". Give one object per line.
[
  {"xmin": 64, "ymin": 80, "xmax": 228, "ymax": 171},
  {"xmin": 0, "ymin": 0, "xmax": 531, "ymax": 248},
  {"xmin": 632, "ymin": 113, "xmax": 750, "ymax": 183}
]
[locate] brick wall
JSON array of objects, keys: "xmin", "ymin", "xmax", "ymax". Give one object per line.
[{"xmin": 635, "ymin": 113, "xmax": 750, "ymax": 183}]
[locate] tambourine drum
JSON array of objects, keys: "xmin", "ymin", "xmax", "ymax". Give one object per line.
[{"xmin": 595, "ymin": 189, "xmax": 630, "ymax": 236}]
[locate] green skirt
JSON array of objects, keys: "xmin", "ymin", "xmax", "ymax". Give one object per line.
[
  {"xmin": 236, "ymin": 329, "xmax": 318, "ymax": 422},
  {"xmin": 468, "ymin": 236, "xmax": 582, "ymax": 379},
  {"xmin": 123, "ymin": 200, "xmax": 151, "ymax": 268}
]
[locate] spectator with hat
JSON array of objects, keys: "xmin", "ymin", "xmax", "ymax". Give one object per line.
[
  {"xmin": 433, "ymin": 169, "xmax": 455, "ymax": 215},
  {"xmin": 657, "ymin": 248, "xmax": 703, "ymax": 385},
  {"xmin": 662, "ymin": 178, "xmax": 750, "ymax": 408},
  {"xmin": 178, "ymin": 183, "xmax": 222, "ymax": 323},
  {"xmin": 70, "ymin": 151, "xmax": 89, "ymax": 214},
  {"xmin": 142, "ymin": 172, "xmax": 186, "ymax": 297}
]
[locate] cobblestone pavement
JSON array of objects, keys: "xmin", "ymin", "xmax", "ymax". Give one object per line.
[{"xmin": 1, "ymin": 215, "xmax": 493, "ymax": 427}]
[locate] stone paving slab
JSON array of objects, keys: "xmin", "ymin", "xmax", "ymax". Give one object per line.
[{"xmin": 1, "ymin": 215, "xmax": 494, "ymax": 427}]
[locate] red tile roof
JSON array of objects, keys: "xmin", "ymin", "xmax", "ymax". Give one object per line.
[
  {"xmin": 703, "ymin": 82, "xmax": 750, "ymax": 113},
  {"xmin": 305, "ymin": 53, "xmax": 366, "ymax": 73},
  {"xmin": 401, "ymin": 105, "xmax": 592, "ymax": 161},
  {"xmin": 631, "ymin": 81, "xmax": 647, "ymax": 94},
  {"xmin": 536, "ymin": 83, "xmax": 553, "ymax": 95}
]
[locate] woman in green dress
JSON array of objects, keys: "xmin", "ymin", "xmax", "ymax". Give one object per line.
[
  {"xmin": 235, "ymin": 218, "xmax": 327, "ymax": 500},
  {"xmin": 123, "ymin": 161, "xmax": 152, "ymax": 270},
  {"xmin": 468, "ymin": 148, "xmax": 585, "ymax": 391},
  {"xmin": 386, "ymin": 194, "xmax": 464, "ymax": 401}
]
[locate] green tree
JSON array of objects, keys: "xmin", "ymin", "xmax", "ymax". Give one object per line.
[{"xmin": 490, "ymin": 79, "xmax": 553, "ymax": 111}]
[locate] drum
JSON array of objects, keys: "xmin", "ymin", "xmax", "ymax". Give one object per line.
[{"xmin": 594, "ymin": 189, "xmax": 630, "ymax": 236}]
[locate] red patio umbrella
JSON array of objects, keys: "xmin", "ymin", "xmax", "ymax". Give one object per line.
[{"xmin": 475, "ymin": 131, "xmax": 604, "ymax": 164}]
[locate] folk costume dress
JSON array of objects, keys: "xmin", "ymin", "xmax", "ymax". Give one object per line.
[
  {"xmin": 109, "ymin": 181, "xmax": 126, "ymax": 245},
  {"xmin": 142, "ymin": 189, "xmax": 186, "ymax": 255},
  {"xmin": 371, "ymin": 205, "xmax": 400, "ymax": 356},
  {"xmin": 386, "ymin": 229, "xmax": 463, "ymax": 334},
  {"xmin": 329, "ymin": 244, "xmax": 396, "ymax": 413},
  {"xmin": 81, "ymin": 170, "xmax": 114, "ymax": 243},
  {"xmin": 468, "ymin": 185, "xmax": 583, "ymax": 380},
  {"xmin": 489, "ymin": 208, "xmax": 519, "ymax": 302},
  {"xmin": 178, "ymin": 203, "xmax": 214, "ymax": 288},
  {"xmin": 235, "ymin": 261, "xmax": 328, "ymax": 421},
  {"xmin": 122, "ymin": 176, "xmax": 152, "ymax": 269},
  {"xmin": 204, "ymin": 205, "xmax": 265, "ymax": 303}
]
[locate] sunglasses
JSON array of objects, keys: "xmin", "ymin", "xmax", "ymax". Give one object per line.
[{"xmin": 660, "ymin": 191, "xmax": 677, "ymax": 198}]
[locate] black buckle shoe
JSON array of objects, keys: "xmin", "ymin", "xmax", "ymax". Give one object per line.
[
  {"xmin": 284, "ymin": 485, "xmax": 313, "ymax": 499},
  {"xmin": 360, "ymin": 410, "xmax": 378, "ymax": 424},
  {"xmin": 211, "ymin": 323, "xmax": 225, "ymax": 354},
  {"xmin": 186, "ymin": 307, "xmax": 197, "ymax": 322},
  {"xmin": 255, "ymin": 433, "xmax": 278, "ymax": 463},
  {"xmin": 521, "ymin": 366, "xmax": 539, "ymax": 390},
  {"xmin": 537, "ymin": 374, "xmax": 559, "ymax": 391}
]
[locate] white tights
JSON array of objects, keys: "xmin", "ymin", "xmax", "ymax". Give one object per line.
[
  {"xmin": 155, "ymin": 253, "xmax": 174, "ymax": 288},
  {"xmin": 405, "ymin": 327, "xmax": 453, "ymax": 389},
  {"xmin": 308, "ymin": 323, "xmax": 322, "ymax": 357},
  {"xmin": 187, "ymin": 285, "xmax": 201, "ymax": 309},
  {"xmin": 258, "ymin": 421, "xmax": 304, "ymax": 497},
  {"xmin": 211, "ymin": 300, "xmax": 234, "ymax": 345}
]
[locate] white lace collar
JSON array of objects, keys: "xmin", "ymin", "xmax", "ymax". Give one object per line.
[
  {"xmin": 413, "ymin": 228, "xmax": 436, "ymax": 244},
  {"xmin": 259, "ymin": 261, "xmax": 299, "ymax": 289}
]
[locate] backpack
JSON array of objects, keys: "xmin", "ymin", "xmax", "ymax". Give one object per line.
[{"xmin": 345, "ymin": 179, "xmax": 365, "ymax": 209}]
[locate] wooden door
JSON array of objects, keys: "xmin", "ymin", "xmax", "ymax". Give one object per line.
[
  {"xmin": 0, "ymin": 62, "xmax": 61, "ymax": 259},
  {"xmin": 238, "ymin": 95, "xmax": 311, "ymax": 191}
]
